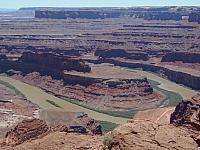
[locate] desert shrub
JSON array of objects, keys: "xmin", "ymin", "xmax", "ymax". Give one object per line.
[{"xmin": 103, "ymin": 134, "xmax": 113, "ymax": 150}]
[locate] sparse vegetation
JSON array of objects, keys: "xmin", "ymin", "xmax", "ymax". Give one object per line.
[
  {"xmin": 103, "ymin": 134, "xmax": 113, "ymax": 150},
  {"xmin": 46, "ymin": 99, "xmax": 62, "ymax": 108},
  {"xmin": 97, "ymin": 120, "xmax": 119, "ymax": 132}
]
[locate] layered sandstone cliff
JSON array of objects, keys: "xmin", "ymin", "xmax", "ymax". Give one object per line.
[
  {"xmin": 34, "ymin": 7, "xmax": 183, "ymax": 21},
  {"xmin": 95, "ymin": 49, "xmax": 149, "ymax": 61},
  {"xmin": 35, "ymin": 10, "xmax": 122, "ymax": 19},
  {"xmin": 20, "ymin": 52, "xmax": 91, "ymax": 73},
  {"xmin": 161, "ymin": 52, "xmax": 200, "ymax": 63},
  {"xmin": 0, "ymin": 52, "xmax": 91, "ymax": 78}
]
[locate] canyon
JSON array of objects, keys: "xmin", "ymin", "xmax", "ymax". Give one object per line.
[{"xmin": 0, "ymin": 6, "xmax": 200, "ymax": 149}]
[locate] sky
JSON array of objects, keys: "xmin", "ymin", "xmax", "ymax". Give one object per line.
[{"xmin": 1, "ymin": 0, "xmax": 200, "ymax": 9}]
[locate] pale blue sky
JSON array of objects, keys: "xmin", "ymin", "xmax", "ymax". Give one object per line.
[{"xmin": 1, "ymin": 0, "xmax": 200, "ymax": 9}]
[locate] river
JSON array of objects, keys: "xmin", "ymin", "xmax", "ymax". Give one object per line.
[
  {"xmin": 0, "ymin": 76, "xmax": 128, "ymax": 124},
  {"xmin": 0, "ymin": 69, "xmax": 197, "ymax": 124},
  {"xmin": 128, "ymin": 69, "xmax": 198, "ymax": 99}
]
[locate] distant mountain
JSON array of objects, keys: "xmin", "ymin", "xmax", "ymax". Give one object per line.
[{"xmin": 0, "ymin": 8, "xmax": 17, "ymax": 13}]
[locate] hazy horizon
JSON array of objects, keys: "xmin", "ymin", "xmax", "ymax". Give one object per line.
[{"xmin": 1, "ymin": 0, "xmax": 200, "ymax": 9}]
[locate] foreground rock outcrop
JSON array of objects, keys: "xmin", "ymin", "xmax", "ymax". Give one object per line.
[
  {"xmin": 39, "ymin": 110, "xmax": 103, "ymax": 135},
  {"xmin": 2, "ymin": 114, "xmax": 103, "ymax": 147},
  {"xmin": 2, "ymin": 119, "xmax": 103, "ymax": 149},
  {"xmin": 170, "ymin": 94, "xmax": 200, "ymax": 146},
  {"xmin": 3, "ymin": 95, "xmax": 200, "ymax": 149},
  {"xmin": 106, "ymin": 121, "xmax": 198, "ymax": 150},
  {"xmin": 170, "ymin": 96, "xmax": 200, "ymax": 129},
  {"xmin": 2, "ymin": 132, "xmax": 103, "ymax": 150},
  {"xmin": 170, "ymin": 94, "xmax": 200, "ymax": 138},
  {"xmin": 5, "ymin": 119, "xmax": 49, "ymax": 146}
]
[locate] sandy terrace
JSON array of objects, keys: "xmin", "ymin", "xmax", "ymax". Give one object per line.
[
  {"xmin": 134, "ymin": 107, "xmax": 175, "ymax": 125},
  {"xmin": 64, "ymin": 63, "xmax": 144, "ymax": 79}
]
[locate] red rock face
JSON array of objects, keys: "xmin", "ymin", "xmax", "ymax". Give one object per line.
[
  {"xmin": 5, "ymin": 119, "xmax": 49, "ymax": 146},
  {"xmin": 20, "ymin": 52, "xmax": 91, "ymax": 73},
  {"xmin": 170, "ymin": 95, "xmax": 200, "ymax": 146},
  {"xmin": 3, "ymin": 114, "xmax": 103, "ymax": 147},
  {"xmin": 0, "ymin": 52, "xmax": 91, "ymax": 79},
  {"xmin": 170, "ymin": 95, "xmax": 200, "ymax": 131},
  {"xmin": 95, "ymin": 49, "xmax": 149, "ymax": 61},
  {"xmin": 161, "ymin": 52, "xmax": 200, "ymax": 63},
  {"xmin": 170, "ymin": 100, "xmax": 195, "ymax": 126}
]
